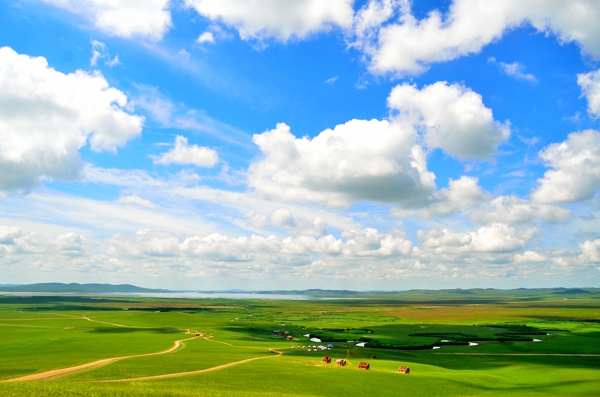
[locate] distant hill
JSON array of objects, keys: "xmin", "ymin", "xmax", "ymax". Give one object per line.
[
  {"xmin": 0, "ymin": 283, "xmax": 170, "ymax": 293},
  {"xmin": 553, "ymin": 288, "xmax": 592, "ymax": 295}
]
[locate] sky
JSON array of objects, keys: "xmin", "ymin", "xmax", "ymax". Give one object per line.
[{"xmin": 1, "ymin": 0, "xmax": 600, "ymax": 291}]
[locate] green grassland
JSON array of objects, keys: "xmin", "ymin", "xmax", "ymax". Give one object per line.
[{"xmin": 0, "ymin": 290, "xmax": 599, "ymax": 396}]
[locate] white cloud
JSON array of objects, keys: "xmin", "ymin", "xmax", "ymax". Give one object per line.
[
  {"xmin": 0, "ymin": 226, "xmax": 21, "ymax": 244},
  {"xmin": 393, "ymin": 176, "xmax": 489, "ymax": 218},
  {"xmin": 580, "ymin": 239, "xmax": 600, "ymax": 262},
  {"xmin": 354, "ymin": 0, "xmax": 600, "ymax": 75},
  {"xmin": 117, "ymin": 195, "xmax": 156, "ymax": 208},
  {"xmin": 197, "ymin": 31, "xmax": 215, "ymax": 44},
  {"xmin": 82, "ymin": 165, "xmax": 358, "ymax": 233},
  {"xmin": 247, "ymin": 120, "xmax": 434, "ymax": 208},
  {"xmin": 305, "ymin": 217, "xmax": 328, "ymax": 237},
  {"xmin": 0, "ymin": 226, "xmax": 87, "ymax": 256},
  {"xmin": 248, "ymin": 82, "xmax": 506, "ymax": 208},
  {"xmin": 0, "ymin": 47, "xmax": 143, "ymax": 193},
  {"xmin": 1, "ymin": 218, "xmax": 595, "ymax": 286},
  {"xmin": 105, "ymin": 227, "xmax": 413, "ymax": 263},
  {"xmin": 388, "ymin": 82, "xmax": 510, "ymax": 160},
  {"xmin": 324, "ymin": 76, "xmax": 339, "ymax": 84},
  {"xmin": 418, "ymin": 223, "xmax": 528, "ymax": 254},
  {"xmin": 106, "ymin": 229, "xmax": 180, "ymax": 257},
  {"xmin": 531, "ymin": 130, "xmax": 600, "ymax": 203},
  {"xmin": 153, "ymin": 136, "xmax": 219, "ymax": 167},
  {"xmin": 489, "ymin": 58, "xmax": 537, "ymax": 82},
  {"xmin": 343, "ymin": 228, "xmax": 413, "ymax": 256},
  {"xmin": 185, "ymin": 0, "xmax": 354, "ymax": 42},
  {"xmin": 578, "ymin": 68, "xmax": 600, "ymax": 118},
  {"xmin": 43, "ymin": 0, "xmax": 172, "ymax": 41},
  {"xmin": 514, "ymin": 250, "xmax": 547, "ymax": 263},
  {"xmin": 133, "ymin": 86, "xmax": 251, "ymax": 148},
  {"xmin": 471, "ymin": 196, "xmax": 572, "ymax": 224},
  {"xmin": 244, "ymin": 209, "xmax": 328, "ymax": 236},
  {"xmin": 178, "ymin": 49, "xmax": 191, "ymax": 59},
  {"xmin": 90, "ymin": 40, "xmax": 119, "ymax": 67},
  {"xmin": 271, "ymin": 207, "xmax": 296, "ymax": 228},
  {"xmin": 245, "ymin": 210, "xmax": 270, "ymax": 228}
]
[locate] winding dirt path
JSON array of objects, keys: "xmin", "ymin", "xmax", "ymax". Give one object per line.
[
  {"xmin": 96, "ymin": 350, "xmax": 283, "ymax": 383},
  {"xmin": 51, "ymin": 313, "xmax": 130, "ymax": 328},
  {"xmin": 1, "ymin": 336, "xmax": 199, "ymax": 383}
]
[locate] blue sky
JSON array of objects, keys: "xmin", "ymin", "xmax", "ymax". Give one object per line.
[{"xmin": 1, "ymin": 0, "xmax": 600, "ymax": 290}]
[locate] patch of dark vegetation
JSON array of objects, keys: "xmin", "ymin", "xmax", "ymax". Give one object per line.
[
  {"xmin": 409, "ymin": 332, "xmax": 478, "ymax": 338},
  {"xmin": 366, "ymin": 340, "xmax": 451, "ymax": 350},
  {"xmin": 407, "ymin": 325, "xmax": 546, "ymax": 343},
  {"xmin": 324, "ymin": 299, "xmax": 503, "ymax": 305}
]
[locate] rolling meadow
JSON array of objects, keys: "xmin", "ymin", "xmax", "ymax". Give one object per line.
[{"xmin": 0, "ymin": 290, "xmax": 599, "ymax": 396}]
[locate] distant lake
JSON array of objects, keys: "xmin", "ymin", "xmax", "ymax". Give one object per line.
[
  {"xmin": 0, "ymin": 291, "xmax": 359, "ymax": 300},
  {"xmin": 112, "ymin": 292, "xmax": 316, "ymax": 300}
]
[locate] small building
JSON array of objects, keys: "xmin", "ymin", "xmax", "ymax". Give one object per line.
[
  {"xmin": 322, "ymin": 356, "xmax": 331, "ymax": 363},
  {"xmin": 336, "ymin": 359, "xmax": 347, "ymax": 367},
  {"xmin": 286, "ymin": 335, "xmax": 293, "ymax": 340},
  {"xmin": 327, "ymin": 343, "xmax": 334, "ymax": 348},
  {"xmin": 357, "ymin": 362, "xmax": 370, "ymax": 370},
  {"xmin": 398, "ymin": 366, "xmax": 410, "ymax": 374},
  {"xmin": 284, "ymin": 331, "xmax": 289, "ymax": 335}
]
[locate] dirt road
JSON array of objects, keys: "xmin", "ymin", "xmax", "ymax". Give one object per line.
[
  {"xmin": 97, "ymin": 350, "xmax": 283, "ymax": 382},
  {"xmin": 1, "ymin": 335, "xmax": 198, "ymax": 382}
]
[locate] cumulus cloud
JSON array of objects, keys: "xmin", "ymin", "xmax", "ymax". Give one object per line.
[
  {"xmin": 418, "ymin": 223, "xmax": 529, "ymax": 254},
  {"xmin": 43, "ymin": 0, "xmax": 172, "ymax": 41},
  {"xmin": 105, "ymin": 227, "xmax": 413, "ymax": 264},
  {"xmin": 244, "ymin": 209, "xmax": 328, "ymax": 236},
  {"xmin": 393, "ymin": 176, "xmax": 489, "ymax": 218},
  {"xmin": 153, "ymin": 136, "xmax": 218, "ymax": 167},
  {"xmin": 343, "ymin": 228, "xmax": 413, "ymax": 256},
  {"xmin": 247, "ymin": 120, "xmax": 434, "ymax": 208},
  {"xmin": 0, "ymin": 47, "xmax": 143, "ymax": 193},
  {"xmin": 244, "ymin": 210, "xmax": 270, "ymax": 228},
  {"xmin": 248, "ymin": 81, "xmax": 507, "ymax": 208},
  {"xmin": 388, "ymin": 82, "xmax": 510, "ymax": 160},
  {"xmin": 185, "ymin": 0, "xmax": 354, "ymax": 41},
  {"xmin": 106, "ymin": 229, "xmax": 180, "ymax": 257},
  {"xmin": 531, "ymin": 130, "xmax": 600, "ymax": 203},
  {"xmin": 196, "ymin": 31, "xmax": 215, "ymax": 44},
  {"xmin": 580, "ymin": 239, "xmax": 600, "ymax": 262},
  {"xmin": 353, "ymin": 0, "xmax": 600, "ymax": 75},
  {"xmin": 0, "ymin": 226, "xmax": 21, "ymax": 244},
  {"xmin": 471, "ymin": 196, "xmax": 572, "ymax": 224},
  {"xmin": 578, "ymin": 68, "xmax": 600, "ymax": 118},
  {"xmin": 0, "ymin": 226, "xmax": 87, "ymax": 256},
  {"xmin": 271, "ymin": 207, "xmax": 296, "ymax": 228},
  {"xmin": 513, "ymin": 250, "xmax": 547, "ymax": 263},
  {"xmin": 3, "ymin": 221, "xmax": 594, "ymax": 284},
  {"xmin": 305, "ymin": 217, "xmax": 328, "ymax": 236}
]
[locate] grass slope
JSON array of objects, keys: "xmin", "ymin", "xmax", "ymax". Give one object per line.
[{"xmin": 0, "ymin": 290, "xmax": 598, "ymax": 396}]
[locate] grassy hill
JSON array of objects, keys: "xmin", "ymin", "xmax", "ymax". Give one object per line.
[{"xmin": 0, "ymin": 283, "xmax": 169, "ymax": 293}]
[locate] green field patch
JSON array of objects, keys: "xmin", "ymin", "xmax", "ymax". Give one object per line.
[{"xmin": 69, "ymin": 338, "xmax": 272, "ymax": 381}]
